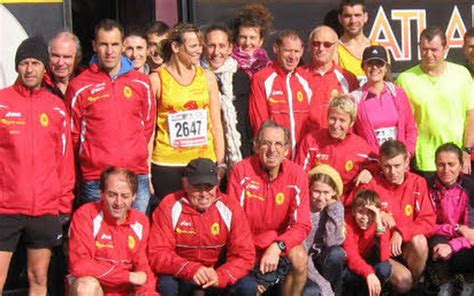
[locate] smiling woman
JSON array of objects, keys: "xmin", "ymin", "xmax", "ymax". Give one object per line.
[{"xmin": 149, "ymin": 23, "xmax": 225, "ymax": 202}]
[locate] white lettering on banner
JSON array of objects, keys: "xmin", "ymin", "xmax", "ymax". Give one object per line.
[
  {"xmin": 375, "ymin": 127, "xmax": 397, "ymax": 146},
  {"xmin": 369, "ymin": 5, "xmax": 466, "ymax": 62},
  {"xmin": 168, "ymin": 109, "xmax": 208, "ymax": 148}
]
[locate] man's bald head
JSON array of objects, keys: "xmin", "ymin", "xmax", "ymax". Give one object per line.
[{"xmin": 309, "ymin": 25, "xmax": 338, "ymax": 43}]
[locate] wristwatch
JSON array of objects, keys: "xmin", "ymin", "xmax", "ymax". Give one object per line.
[
  {"xmin": 276, "ymin": 241, "xmax": 287, "ymax": 252},
  {"xmin": 463, "ymin": 147, "xmax": 473, "ymax": 154},
  {"xmin": 455, "ymin": 224, "xmax": 461, "ymax": 234}
]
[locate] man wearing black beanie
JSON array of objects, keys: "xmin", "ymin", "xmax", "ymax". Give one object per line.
[{"xmin": 0, "ymin": 37, "xmax": 75, "ymax": 295}]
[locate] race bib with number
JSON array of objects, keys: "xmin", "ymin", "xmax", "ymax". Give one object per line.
[
  {"xmin": 168, "ymin": 109, "xmax": 208, "ymax": 147},
  {"xmin": 375, "ymin": 126, "xmax": 397, "ymax": 146}
]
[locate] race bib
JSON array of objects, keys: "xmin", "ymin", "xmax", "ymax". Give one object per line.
[
  {"xmin": 168, "ymin": 109, "xmax": 208, "ymax": 147},
  {"xmin": 375, "ymin": 126, "xmax": 397, "ymax": 146}
]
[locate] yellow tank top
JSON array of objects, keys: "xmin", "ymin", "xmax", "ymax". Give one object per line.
[
  {"xmin": 152, "ymin": 66, "xmax": 216, "ymax": 166},
  {"xmin": 337, "ymin": 41, "xmax": 378, "ymax": 84}
]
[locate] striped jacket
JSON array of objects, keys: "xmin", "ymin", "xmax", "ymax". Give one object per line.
[
  {"xmin": 148, "ymin": 192, "xmax": 255, "ymax": 288},
  {"xmin": 0, "ymin": 82, "xmax": 74, "ymax": 215},
  {"xmin": 66, "ymin": 58, "xmax": 155, "ymax": 180},
  {"xmin": 228, "ymin": 156, "xmax": 311, "ymax": 259},
  {"xmin": 69, "ymin": 202, "xmax": 157, "ymax": 295},
  {"xmin": 249, "ymin": 62, "xmax": 313, "ymax": 160}
]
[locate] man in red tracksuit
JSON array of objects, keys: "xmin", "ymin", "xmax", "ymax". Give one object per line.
[
  {"xmin": 0, "ymin": 37, "xmax": 75, "ymax": 295},
  {"xmin": 303, "ymin": 25, "xmax": 359, "ymax": 130},
  {"xmin": 351, "ymin": 140, "xmax": 436, "ymax": 294},
  {"xmin": 68, "ymin": 167, "xmax": 158, "ymax": 296},
  {"xmin": 149, "ymin": 158, "xmax": 256, "ymax": 295},
  {"xmin": 66, "ymin": 19, "xmax": 155, "ymax": 213},
  {"xmin": 228, "ymin": 120, "xmax": 311, "ymax": 295},
  {"xmin": 249, "ymin": 30, "xmax": 313, "ymax": 160}
]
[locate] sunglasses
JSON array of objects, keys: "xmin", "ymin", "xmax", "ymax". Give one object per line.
[{"xmin": 312, "ymin": 41, "xmax": 336, "ymax": 48}]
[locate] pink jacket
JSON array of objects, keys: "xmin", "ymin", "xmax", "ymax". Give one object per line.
[
  {"xmin": 429, "ymin": 176, "xmax": 474, "ymax": 252},
  {"xmin": 350, "ymin": 82, "xmax": 418, "ymax": 155}
]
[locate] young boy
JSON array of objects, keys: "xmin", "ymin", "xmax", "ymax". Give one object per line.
[{"xmin": 343, "ymin": 190, "xmax": 392, "ymax": 296}]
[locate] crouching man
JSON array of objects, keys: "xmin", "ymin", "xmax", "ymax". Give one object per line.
[
  {"xmin": 68, "ymin": 167, "xmax": 158, "ymax": 295},
  {"xmin": 148, "ymin": 158, "xmax": 256, "ymax": 296}
]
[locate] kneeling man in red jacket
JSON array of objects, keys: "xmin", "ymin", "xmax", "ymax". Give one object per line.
[
  {"xmin": 68, "ymin": 167, "xmax": 158, "ymax": 296},
  {"xmin": 148, "ymin": 158, "xmax": 256, "ymax": 296}
]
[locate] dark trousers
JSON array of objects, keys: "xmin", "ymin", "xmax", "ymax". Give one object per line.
[
  {"xmin": 343, "ymin": 261, "xmax": 392, "ymax": 296},
  {"xmin": 151, "ymin": 164, "xmax": 185, "ymax": 203},
  {"xmin": 158, "ymin": 274, "xmax": 257, "ymax": 296},
  {"xmin": 313, "ymin": 246, "xmax": 346, "ymax": 296},
  {"xmin": 429, "ymin": 235, "xmax": 474, "ymax": 278}
]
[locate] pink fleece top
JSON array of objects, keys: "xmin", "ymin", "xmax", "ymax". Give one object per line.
[
  {"xmin": 351, "ymin": 82, "xmax": 418, "ymax": 155},
  {"xmin": 430, "ymin": 178, "xmax": 472, "ymax": 252}
]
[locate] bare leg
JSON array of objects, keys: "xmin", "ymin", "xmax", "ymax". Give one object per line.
[
  {"xmin": 403, "ymin": 234, "xmax": 429, "ymax": 284},
  {"xmin": 69, "ymin": 276, "xmax": 104, "ymax": 296},
  {"xmin": 388, "ymin": 258, "xmax": 413, "ymax": 293},
  {"xmin": 0, "ymin": 251, "xmax": 14, "ymax": 294},
  {"xmin": 27, "ymin": 248, "xmax": 52, "ymax": 296},
  {"xmin": 282, "ymin": 244, "xmax": 308, "ymax": 296}
]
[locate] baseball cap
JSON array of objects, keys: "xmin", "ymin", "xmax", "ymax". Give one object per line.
[
  {"xmin": 184, "ymin": 158, "xmax": 218, "ymax": 186},
  {"xmin": 362, "ymin": 45, "xmax": 388, "ymax": 64}
]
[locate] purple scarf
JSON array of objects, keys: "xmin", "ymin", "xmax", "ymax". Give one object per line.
[{"xmin": 231, "ymin": 45, "xmax": 271, "ymax": 78}]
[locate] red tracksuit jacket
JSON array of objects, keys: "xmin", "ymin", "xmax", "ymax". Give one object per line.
[
  {"xmin": 296, "ymin": 129, "xmax": 378, "ymax": 195},
  {"xmin": 69, "ymin": 202, "xmax": 158, "ymax": 295},
  {"xmin": 359, "ymin": 172, "xmax": 436, "ymax": 242},
  {"xmin": 0, "ymin": 82, "xmax": 75, "ymax": 215},
  {"xmin": 227, "ymin": 156, "xmax": 311, "ymax": 260},
  {"xmin": 249, "ymin": 62, "xmax": 313, "ymax": 159},
  {"xmin": 148, "ymin": 192, "xmax": 255, "ymax": 288},
  {"xmin": 66, "ymin": 62, "xmax": 155, "ymax": 180},
  {"xmin": 343, "ymin": 214, "xmax": 391, "ymax": 278}
]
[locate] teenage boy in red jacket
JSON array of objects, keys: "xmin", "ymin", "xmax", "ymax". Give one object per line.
[
  {"xmin": 343, "ymin": 190, "xmax": 391, "ymax": 296},
  {"xmin": 349, "ymin": 140, "xmax": 436, "ymax": 293}
]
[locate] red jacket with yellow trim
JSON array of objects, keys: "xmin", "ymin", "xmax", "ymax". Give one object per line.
[
  {"xmin": 296, "ymin": 128, "xmax": 378, "ymax": 195},
  {"xmin": 148, "ymin": 192, "xmax": 255, "ymax": 288},
  {"xmin": 65, "ymin": 62, "xmax": 155, "ymax": 180},
  {"xmin": 69, "ymin": 202, "xmax": 158, "ymax": 296},
  {"xmin": 227, "ymin": 156, "xmax": 311, "ymax": 260},
  {"xmin": 0, "ymin": 82, "xmax": 75, "ymax": 215},
  {"xmin": 343, "ymin": 214, "xmax": 391, "ymax": 278},
  {"xmin": 357, "ymin": 172, "xmax": 436, "ymax": 242},
  {"xmin": 249, "ymin": 62, "xmax": 312, "ymax": 160}
]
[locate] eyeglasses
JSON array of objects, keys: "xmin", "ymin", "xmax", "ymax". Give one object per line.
[
  {"xmin": 259, "ymin": 140, "xmax": 287, "ymax": 150},
  {"xmin": 312, "ymin": 41, "xmax": 336, "ymax": 48}
]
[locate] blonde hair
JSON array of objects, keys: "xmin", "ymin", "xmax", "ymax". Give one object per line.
[{"xmin": 328, "ymin": 94, "xmax": 357, "ymax": 123}]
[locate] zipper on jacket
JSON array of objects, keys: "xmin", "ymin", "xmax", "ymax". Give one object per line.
[
  {"xmin": 28, "ymin": 93, "xmax": 36, "ymax": 212},
  {"xmin": 111, "ymin": 77, "xmax": 124, "ymax": 165}
]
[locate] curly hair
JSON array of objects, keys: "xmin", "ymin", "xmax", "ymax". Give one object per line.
[{"xmin": 232, "ymin": 3, "xmax": 273, "ymax": 42}]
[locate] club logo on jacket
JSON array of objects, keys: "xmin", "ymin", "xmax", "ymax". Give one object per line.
[
  {"xmin": 123, "ymin": 86, "xmax": 133, "ymax": 99},
  {"xmin": 211, "ymin": 223, "xmax": 220, "ymax": 236},
  {"xmin": 40, "ymin": 113, "xmax": 49, "ymax": 127},
  {"xmin": 128, "ymin": 235, "xmax": 136, "ymax": 249},
  {"xmin": 275, "ymin": 192, "xmax": 285, "ymax": 205},
  {"xmin": 345, "ymin": 160, "xmax": 354, "ymax": 171},
  {"xmin": 296, "ymin": 91, "xmax": 304, "ymax": 102},
  {"xmin": 404, "ymin": 204, "xmax": 413, "ymax": 217}
]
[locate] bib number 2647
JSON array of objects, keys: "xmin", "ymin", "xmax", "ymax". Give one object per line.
[{"xmin": 168, "ymin": 109, "xmax": 208, "ymax": 148}]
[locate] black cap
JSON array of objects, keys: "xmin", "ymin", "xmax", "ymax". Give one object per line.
[
  {"xmin": 184, "ymin": 158, "xmax": 218, "ymax": 186},
  {"xmin": 15, "ymin": 36, "xmax": 49, "ymax": 69},
  {"xmin": 362, "ymin": 45, "xmax": 388, "ymax": 64}
]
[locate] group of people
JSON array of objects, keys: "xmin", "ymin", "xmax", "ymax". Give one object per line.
[{"xmin": 2, "ymin": 0, "xmax": 474, "ymax": 295}]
